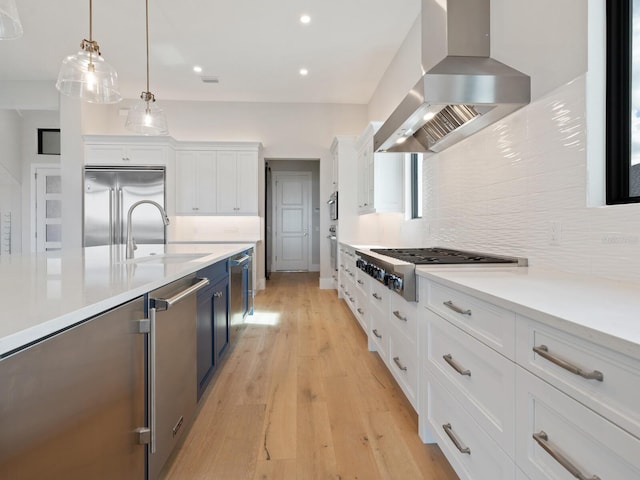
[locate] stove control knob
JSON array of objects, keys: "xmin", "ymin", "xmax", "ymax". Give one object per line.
[{"xmin": 391, "ymin": 277, "xmax": 403, "ymax": 291}]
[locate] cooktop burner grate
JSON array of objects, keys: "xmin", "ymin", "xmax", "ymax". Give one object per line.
[{"xmin": 369, "ymin": 247, "xmax": 519, "ymax": 265}]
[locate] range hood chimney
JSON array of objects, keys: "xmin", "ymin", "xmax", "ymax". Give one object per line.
[{"xmin": 374, "ymin": 0, "xmax": 530, "ymax": 154}]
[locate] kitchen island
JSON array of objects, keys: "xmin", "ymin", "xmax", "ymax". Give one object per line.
[
  {"xmin": 0, "ymin": 243, "xmax": 253, "ymax": 480},
  {"xmin": 0, "ymin": 243, "xmax": 253, "ymax": 357}
]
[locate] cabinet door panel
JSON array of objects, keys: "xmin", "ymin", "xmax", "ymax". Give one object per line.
[
  {"xmin": 213, "ymin": 277, "xmax": 229, "ymax": 364},
  {"xmin": 516, "ymin": 367, "xmax": 640, "ymax": 480},
  {"xmin": 196, "ymin": 285, "xmax": 214, "ymax": 397},
  {"xmin": 236, "ymin": 151, "xmax": 258, "ymax": 214},
  {"xmin": 175, "ymin": 152, "xmax": 197, "ymax": 213},
  {"xmin": 516, "ymin": 315, "xmax": 640, "ymax": 440},
  {"xmin": 216, "ymin": 151, "xmax": 237, "ymax": 214},
  {"xmin": 422, "ymin": 371, "xmax": 516, "ymax": 480}
]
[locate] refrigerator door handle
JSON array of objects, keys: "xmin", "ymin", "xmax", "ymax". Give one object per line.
[
  {"xmin": 109, "ymin": 189, "xmax": 116, "ymax": 244},
  {"xmin": 118, "ymin": 188, "xmax": 124, "ymax": 244}
]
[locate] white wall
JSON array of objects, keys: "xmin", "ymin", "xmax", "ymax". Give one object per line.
[
  {"xmin": 81, "ymin": 100, "xmax": 367, "ymax": 285},
  {"xmin": 0, "ymin": 110, "xmax": 22, "ymax": 182},
  {"xmin": 346, "ymin": 1, "xmax": 640, "ymax": 284}
]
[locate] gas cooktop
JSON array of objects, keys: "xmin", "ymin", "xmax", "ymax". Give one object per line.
[
  {"xmin": 369, "ymin": 247, "xmax": 524, "ymax": 265},
  {"xmin": 356, "ymin": 247, "xmax": 527, "ymax": 302}
]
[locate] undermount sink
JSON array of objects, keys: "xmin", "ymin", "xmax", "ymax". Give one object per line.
[{"xmin": 120, "ymin": 253, "xmax": 206, "ymax": 265}]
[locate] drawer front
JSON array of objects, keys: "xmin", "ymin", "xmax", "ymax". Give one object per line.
[
  {"xmin": 389, "ymin": 293, "xmax": 418, "ymax": 346},
  {"xmin": 369, "ymin": 309, "xmax": 388, "ymax": 362},
  {"xmin": 422, "ymin": 372, "xmax": 516, "ymax": 480},
  {"xmin": 355, "ymin": 269, "xmax": 368, "ymax": 296},
  {"xmin": 353, "ymin": 289, "xmax": 367, "ymax": 333},
  {"xmin": 389, "ymin": 332, "xmax": 418, "ymax": 411},
  {"xmin": 424, "ymin": 280, "xmax": 516, "ymax": 358},
  {"xmin": 370, "ymin": 279, "xmax": 390, "ymax": 316},
  {"xmin": 426, "ymin": 310, "xmax": 515, "ymax": 456},
  {"xmin": 516, "ymin": 315, "xmax": 640, "ymax": 439},
  {"xmin": 516, "ymin": 367, "xmax": 640, "ymax": 480}
]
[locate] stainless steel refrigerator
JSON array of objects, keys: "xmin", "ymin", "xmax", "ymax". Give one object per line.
[{"xmin": 84, "ymin": 166, "xmax": 166, "ymax": 247}]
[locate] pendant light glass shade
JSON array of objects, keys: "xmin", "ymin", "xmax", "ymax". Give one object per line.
[
  {"xmin": 0, "ymin": 0, "xmax": 23, "ymax": 39},
  {"xmin": 56, "ymin": 44, "xmax": 121, "ymax": 103},
  {"xmin": 125, "ymin": 0, "xmax": 168, "ymax": 135},
  {"xmin": 125, "ymin": 93, "xmax": 168, "ymax": 135},
  {"xmin": 56, "ymin": 1, "xmax": 121, "ymax": 103}
]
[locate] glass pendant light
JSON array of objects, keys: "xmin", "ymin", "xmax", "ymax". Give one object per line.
[
  {"xmin": 56, "ymin": 0, "xmax": 121, "ymax": 103},
  {"xmin": 0, "ymin": 0, "xmax": 22, "ymax": 39},
  {"xmin": 125, "ymin": 0, "xmax": 168, "ymax": 135}
]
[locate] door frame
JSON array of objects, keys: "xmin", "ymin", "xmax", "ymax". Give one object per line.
[
  {"xmin": 271, "ymin": 171, "xmax": 312, "ymax": 271},
  {"xmin": 31, "ymin": 164, "xmax": 62, "ymax": 253}
]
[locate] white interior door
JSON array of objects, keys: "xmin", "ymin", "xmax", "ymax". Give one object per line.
[
  {"xmin": 272, "ymin": 172, "xmax": 311, "ymax": 271},
  {"xmin": 35, "ymin": 167, "xmax": 62, "ymax": 252}
]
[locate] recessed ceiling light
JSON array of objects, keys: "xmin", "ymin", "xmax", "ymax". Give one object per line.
[
  {"xmin": 300, "ymin": 14, "xmax": 311, "ymax": 24},
  {"xmin": 423, "ymin": 112, "xmax": 436, "ymax": 121},
  {"xmin": 193, "ymin": 65, "xmax": 202, "ymax": 73},
  {"xmin": 299, "ymin": 68, "xmax": 309, "ymax": 76}
]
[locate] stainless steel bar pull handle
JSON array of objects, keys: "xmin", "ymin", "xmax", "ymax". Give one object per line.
[
  {"xmin": 230, "ymin": 255, "xmax": 251, "ymax": 266},
  {"xmin": 149, "ymin": 307, "xmax": 157, "ymax": 454},
  {"xmin": 443, "ymin": 300, "xmax": 471, "ymax": 316},
  {"xmin": 442, "ymin": 423, "xmax": 470, "ymax": 455},
  {"xmin": 443, "ymin": 354, "xmax": 471, "ymax": 376},
  {"xmin": 392, "ymin": 310, "xmax": 407, "ymax": 322},
  {"xmin": 533, "ymin": 431, "xmax": 601, "ymax": 480},
  {"xmin": 151, "ymin": 278, "xmax": 210, "ymax": 311},
  {"xmin": 372, "ymin": 293, "xmax": 382, "ymax": 300},
  {"xmin": 533, "ymin": 345, "xmax": 604, "ymax": 381},
  {"xmin": 393, "ymin": 357, "xmax": 408, "ymax": 371}
]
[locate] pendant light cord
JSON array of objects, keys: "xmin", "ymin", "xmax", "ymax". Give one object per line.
[
  {"xmin": 145, "ymin": 0, "xmax": 150, "ymax": 94},
  {"xmin": 89, "ymin": 0, "xmax": 93, "ymax": 41}
]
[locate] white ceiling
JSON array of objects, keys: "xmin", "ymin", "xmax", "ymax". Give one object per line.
[{"xmin": 0, "ymin": 0, "xmax": 420, "ymax": 104}]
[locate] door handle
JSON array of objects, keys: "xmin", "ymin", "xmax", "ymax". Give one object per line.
[{"xmin": 150, "ymin": 278, "xmax": 210, "ymax": 311}]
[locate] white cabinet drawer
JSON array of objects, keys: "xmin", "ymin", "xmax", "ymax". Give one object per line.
[
  {"xmin": 423, "ymin": 280, "xmax": 515, "ymax": 358},
  {"xmin": 516, "ymin": 367, "xmax": 640, "ymax": 480},
  {"xmin": 389, "ymin": 293, "xmax": 418, "ymax": 346},
  {"xmin": 389, "ymin": 332, "xmax": 418, "ymax": 411},
  {"xmin": 516, "ymin": 315, "xmax": 640, "ymax": 439},
  {"xmin": 426, "ymin": 309, "xmax": 515, "ymax": 456},
  {"xmin": 355, "ymin": 269, "xmax": 368, "ymax": 296},
  {"xmin": 369, "ymin": 280, "xmax": 390, "ymax": 315},
  {"xmin": 369, "ymin": 308, "xmax": 388, "ymax": 362},
  {"xmin": 422, "ymin": 372, "xmax": 516, "ymax": 480},
  {"xmin": 353, "ymin": 289, "xmax": 367, "ymax": 333}
]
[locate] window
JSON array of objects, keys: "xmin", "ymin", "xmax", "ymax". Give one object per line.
[
  {"xmin": 37, "ymin": 129, "xmax": 61, "ymax": 155},
  {"xmin": 409, "ymin": 153, "xmax": 423, "ymax": 218},
  {"xmin": 606, "ymin": 0, "xmax": 640, "ymax": 203}
]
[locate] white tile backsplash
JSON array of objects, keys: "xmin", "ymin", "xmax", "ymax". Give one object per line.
[{"xmin": 368, "ymin": 75, "xmax": 640, "ymax": 283}]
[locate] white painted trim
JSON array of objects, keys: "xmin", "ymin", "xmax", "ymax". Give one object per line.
[{"xmin": 319, "ymin": 277, "xmax": 336, "ymax": 289}]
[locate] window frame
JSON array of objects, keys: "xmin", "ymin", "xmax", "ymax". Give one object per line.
[{"xmin": 606, "ymin": 0, "xmax": 639, "ymax": 204}]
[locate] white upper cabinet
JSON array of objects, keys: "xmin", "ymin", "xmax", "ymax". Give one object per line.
[
  {"xmin": 355, "ymin": 123, "xmax": 404, "ymax": 215},
  {"xmin": 84, "ymin": 136, "xmax": 169, "ymax": 165},
  {"xmin": 175, "ymin": 151, "xmax": 217, "ymax": 214},
  {"xmin": 216, "ymin": 151, "xmax": 259, "ymax": 215}
]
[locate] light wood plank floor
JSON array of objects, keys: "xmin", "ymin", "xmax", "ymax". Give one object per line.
[{"xmin": 161, "ymin": 272, "xmax": 459, "ymax": 480}]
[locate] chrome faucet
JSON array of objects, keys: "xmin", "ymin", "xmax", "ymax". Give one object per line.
[{"xmin": 126, "ymin": 200, "xmax": 170, "ymax": 259}]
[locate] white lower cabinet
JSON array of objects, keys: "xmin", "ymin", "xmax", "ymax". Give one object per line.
[
  {"xmin": 422, "ymin": 373, "xmax": 516, "ymax": 480},
  {"xmin": 419, "ymin": 275, "xmax": 640, "ymax": 480},
  {"xmin": 516, "ymin": 367, "xmax": 640, "ymax": 480},
  {"xmin": 389, "ymin": 333, "xmax": 418, "ymax": 410},
  {"xmin": 425, "ymin": 309, "xmax": 515, "ymax": 456}
]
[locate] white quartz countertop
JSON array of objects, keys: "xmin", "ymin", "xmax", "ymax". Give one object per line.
[
  {"xmin": 416, "ymin": 266, "xmax": 640, "ymax": 359},
  {"xmin": 0, "ymin": 243, "xmax": 253, "ymax": 357}
]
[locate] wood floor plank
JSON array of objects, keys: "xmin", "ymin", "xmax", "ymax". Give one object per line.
[{"xmin": 161, "ymin": 272, "xmax": 458, "ymax": 480}]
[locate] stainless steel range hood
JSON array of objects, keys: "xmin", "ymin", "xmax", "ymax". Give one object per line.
[{"xmin": 374, "ymin": 0, "xmax": 530, "ymax": 154}]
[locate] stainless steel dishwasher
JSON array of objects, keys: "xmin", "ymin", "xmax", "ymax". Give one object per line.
[
  {"xmin": 147, "ymin": 275, "xmax": 210, "ymax": 480},
  {"xmin": 229, "ymin": 249, "xmax": 253, "ymax": 343}
]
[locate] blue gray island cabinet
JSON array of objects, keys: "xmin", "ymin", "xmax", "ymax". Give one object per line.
[{"xmin": 196, "ymin": 259, "xmax": 230, "ymax": 399}]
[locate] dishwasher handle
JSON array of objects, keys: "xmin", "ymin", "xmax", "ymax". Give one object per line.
[
  {"xmin": 150, "ymin": 277, "xmax": 210, "ymax": 311},
  {"xmin": 230, "ymin": 255, "xmax": 251, "ymax": 266}
]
